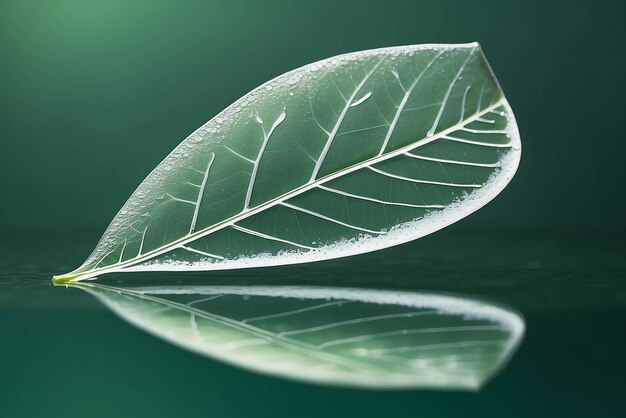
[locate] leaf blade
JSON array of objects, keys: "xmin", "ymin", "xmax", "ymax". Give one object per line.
[{"xmin": 54, "ymin": 43, "xmax": 521, "ymax": 282}]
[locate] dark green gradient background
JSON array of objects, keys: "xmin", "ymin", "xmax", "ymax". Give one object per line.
[
  {"xmin": 1, "ymin": 2, "xmax": 625, "ymax": 418},
  {"xmin": 1, "ymin": 0, "xmax": 624, "ymax": 233}
]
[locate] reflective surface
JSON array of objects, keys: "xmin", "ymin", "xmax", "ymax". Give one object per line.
[{"xmin": 1, "ymin": 229, "xmax": 624, "ymax": 417}]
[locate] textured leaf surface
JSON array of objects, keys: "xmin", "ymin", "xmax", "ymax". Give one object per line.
[
  {"xmin": 55, "ymin": 43, "xmax": 521, "ymax": 282},
  {"xmin": 72, "ymin": 283, "xmax": 525, "ymax": 389}
]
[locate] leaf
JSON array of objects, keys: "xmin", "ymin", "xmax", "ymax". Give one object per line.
[
  {"xmin": 69, "ymin": 283, "xmax": 525, "ymax": 390},
  {"xmin": 53, "ymin": 43, "xmax": 521, "ymax": 283}
]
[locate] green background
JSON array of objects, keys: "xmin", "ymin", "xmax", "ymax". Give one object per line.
[
  {"xmin": 1, "ymin": 0, "xmax": 624, "ymax": 234},
  {"xmin": 1, "ymin": 1, "xmax": 624, "ymax": 418}
]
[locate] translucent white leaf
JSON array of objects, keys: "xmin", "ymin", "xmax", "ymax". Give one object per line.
[{"xmin": 54, "ymin": 43, "xmax": 521, "ymax": 282}]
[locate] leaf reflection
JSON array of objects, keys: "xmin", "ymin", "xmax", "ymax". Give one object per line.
[{"xmin": 67, "ymin": 282, "xmax": 524, "ymax": 390}]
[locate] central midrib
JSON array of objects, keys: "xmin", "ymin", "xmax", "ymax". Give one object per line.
[{"xmin": 71, "ymin": 98, "xmax": 506, "ymax": 281}]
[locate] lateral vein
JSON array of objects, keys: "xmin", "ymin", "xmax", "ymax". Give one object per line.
[
  {"xmin": 310, "ymin": 57, "xmax": 386, "ymax": 181},
  {"xmin": 403, "ymin": 152, "xmax": 501, "ymax": 167},
  {"xmin": 317, "ymin": 184, "xmax": 444, "ymax": 208},
  {"xmin": 281, "ymin": 202, "xmax": 386, "ymax": 234},
  {"xmin": 368, "ymin": 166, "xmax": 482, "ymax": 188},
  {"xmin": 231, "ymin": 224, "xmax": 314, "ymax": 250},
  {"xmin": 245, "ymin": 111, "xmax": 287, "ymax": 208},
  {"xmin": 190, "ymin": 152, "xmax": 215, "ymax": 234},
  {"xmin": 181, "ymin": 245, "xmax": 225, "ymax": 260}
]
